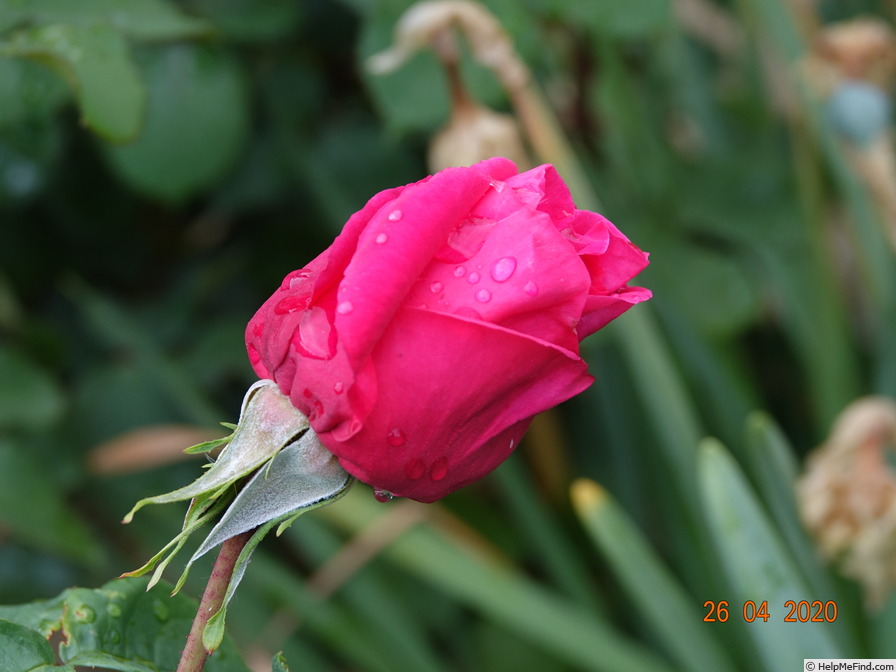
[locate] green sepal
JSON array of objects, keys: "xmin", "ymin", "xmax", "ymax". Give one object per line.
[
  {"xmin": 200, "ymin": 473, "xmax": 353, "ymax": 653},
  {"xmin": 122, "ymin": 380, "xmax": 307, "ymax": 523}
]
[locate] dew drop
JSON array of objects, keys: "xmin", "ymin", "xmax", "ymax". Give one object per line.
[
  {"xmin": 74, "ymin": 605, "xmax": 96, "ymax": 624},
  {"xmin": 475, "ymin": 289, "xmax": 492, "ymax": 303},
  {"xmin": 287, "ymin": 270, "xmax": 312, "ymax": 290},
  {"xmin": 491, "ymin": 257, "xmax": 517, "ymax": 282},
  {"xmin": 430, "ymin": 281, "xmax": 443, "ymax": 293},
  {"xmin": 387, "ymin": 209, "xmax": 403, "ymax": 222},
  {"xmin": 333, "ymin": 381, "xmax": 345, "ymax": 394},
  {"xmin": 453, "ymin": 265, "xmax": 466, "ymax": 278},
  {"xmin": 336, "ymin": 300, "xmax": 354, "ymax": 315},
  {"xmin": 489, "ymin": 179, "xmax": 506, "ymax": 193},
  {"xmin": 430, "ymin": 457, "xmax": 448, "ymax": 481},
  {"xmin": 297, "ymin": 307, "xmax": 334, "ymax": 359},
  {"xmin": 404, "ymin": 458, "xmax": 426, "ymax": 480},
  {"xmin": 386, "ymin": 427, "xmax": 407, "ymax": 447},
  {"xmin": 153, "ymin": 599, "xmax": 170, "ymax": 623},
  {"xmin": 375, "ymin": 233, "xmax": 389, "ymax": 244},
  {"xmin": 373, "ymin": 489, "xmax": 394, "ymax": 502},
  {"xmin": 467, "ymin": 271, "xmax": 481, "ymax": 284},
  {"xmin": 509, "ymin": 438, "xmax": 515, "ymax": 449},
  {"xmin": 106, "ymin": 603, "xmax": 122, "ymax": 618},
  {"xmin": 274, "ymin": 296, "xmax": 305, "ymax": 314},
  {"xmin": 247, "ymin": 344, "xmax": 261, "ymax": 366},
  {"xmin": 109, "ymin": 630, "xmax": 121, "ymax": 644},
  {"xmin": 524, "ymin": 281, "xmax": 539, "ymax": 296}
]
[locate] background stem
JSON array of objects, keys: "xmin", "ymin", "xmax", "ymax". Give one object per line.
[{"xmin": 176, "ymin": 531, "xmax": 253, "ymax": 672}]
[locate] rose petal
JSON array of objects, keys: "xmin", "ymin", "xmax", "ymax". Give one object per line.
[
  {"xmin": 577, "ymin": 285, "xmax": 653, "ymax": 339},
  {"xmin": 334, "ymin": 158, "xmax": 518, "ymax": 369},
  {"xmin": 316, "ymin": 306, "xmax": 593, "ymax": 502},
  {"xmin": 407, "ymin": 204, "xmax": 589, "ymax": 351}
]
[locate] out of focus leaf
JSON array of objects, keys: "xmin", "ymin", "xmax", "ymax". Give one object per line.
[
  {"xmin": 0, "ymin": 439, "xmax": 101, "ymax": 565},
  {"xmin": 568, "ymin": 0, "xmax": 671, "ymax": 38},
  {"xmin": 0, "ymin": 23, "xmax": 145, "ymax": 141},
  {"xmin": 0, "ymin": 0, "xmax": 211, "ymax": 41},
  {"xmin": 0, "ymin": 117, "xmax": 62, "ymax": 204},
  {"xmin": 0, "ymin": 58, "xmax": 68, "ymax": 128},
  {"xmin": 698, "ymin": 439, "xmax": 846, "ymax": 670},
  {"xmin": 103, "ymin": 43, "xmax": 249, "ymax": 201},
  {"xmin": 0, "ymin": 345, "xmax": 64, "ymax": 430},
  {"xmin": 319, "ymin": 489, "xmax": 676, "ymax": 672},
  {"xmin": 571, "ymin": 478, "xmax": 737, "ymax": 672},
  {"xmin": 186, "ymin": 0, "xmax": 300, "ymax": 42}
]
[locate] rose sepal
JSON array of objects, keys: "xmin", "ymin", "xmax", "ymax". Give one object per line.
[{"xmin": 122, "ymin": 379, "xmax": 353, "ymax": 651}]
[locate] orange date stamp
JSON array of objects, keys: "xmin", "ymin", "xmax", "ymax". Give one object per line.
[{"xmin": 703, "ymin": 600, "xmax": 838, "ymax": 623}]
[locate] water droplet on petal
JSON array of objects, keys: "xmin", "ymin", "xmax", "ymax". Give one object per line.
[
  {"xmin": 524, "ymin": 281, "xmax": 539, "ymax": 296},
  {"xmin": 489, "ymin": 179, "xmax": 506, "ymax": 193},
  {"xmin": 333, "ymin": 381, "xmax": 345, "ymax": 394},
  {"xmin": 107, "ymin": 603, "xmax": 122, "ymax": 618},
  {"xmin": 388, "ymin": 209, "xmax": 403, "ymax": 221},
  {"xmin": 336, "ymin": 300, "xmax": 354, "ymax": 314},
  {"xmin": 375, "ymin": 233, "xmax": 388, "ymax": 244},
  {"xmin": 467, "ymin": 271, "xmax": 481, "ymax": 284},
  {"xmin": 491, "ymin": 257, "xmax": 517, "ymax": 282},
  {"xmin": 247, "ymin": 344, "xmax": 261, "ymax": 366},
  {"xmin": 287, "ymin": 270, "xmax": 312, "ymax": 290},
  {"xmin": 509, "ymin": 438, "xmax": 515, "ymax": 449},
  {"xmin": 430, "ymin": 457, "xmax": 448, "ymax": 481},
  {"xmin": 75, "ymin": 605, "xmax": 96, "ymax": 624},
  {"xmin": 297, "ymin": 307, "xmax": 335, "ymax": 359},
  {"xmin": 386, "ymin": 428, "xmax": 407, "ymax": 447},
  {"xmin": 274, "ymin": 296, "xmax": 305, "ymax": 314},
  {"xmin": 373, "ymin": 489, "xmax": 393, "ymax": 502},
  {"xmin": 475, "ymin": 289, "xmax": 492, "ymax": 303},
  {"xmin": 153, "ymin": 599, "xmax": 170, "ymax": 623},
  {"xmin": 405, "ymin": 458, "xmax": 426, "ymax": 480},
  {"xmin": 454, "ymin": 265, "xmax": 466, "ymax": 278},
  {"xmin": 430, "ymin": 281, "xmax": 443, "ymax": 293}
]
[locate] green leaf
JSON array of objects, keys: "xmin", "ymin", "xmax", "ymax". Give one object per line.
[
  {"xmin": 0, "ymin": 439, "xmax": 102, "ymax": 565},
  {"xmin": 0, "ymin": 0, "xmax": 212, "ymax": 41},
  {"xmin": 698, "ymin": 439, "xmax": 846, "ymax": 670},
  {"xmin": 56, "ymin": 577, "xmax": 249, "ymax": 672},
  {"xmin": 0, "ymin": 57, "xmax": 68, "ymax": 128},
  {"xmin": 0, "ymin": 23, "xmax": 146, "ymax": 141},
  {"xmin": 742, "ymin": 412, "xmax": 839, "ymax": 601},
  {"xmin": 0, "ymin": 345, "xmax": 64, "ymax": 430},
  {"xmin": 186, "ymin": 0, "xmax": 300, "ymax": 42},
  {"xmin": 571, "ymin": 479, "xmax": 737, "ymax": 672},
  {"xmin": 0, "ymin": 619, "xmax": 55, "ymax": 671},
  {"xmin": 103, "ymin": 42, "xmax": 249, "ymax": 201}
]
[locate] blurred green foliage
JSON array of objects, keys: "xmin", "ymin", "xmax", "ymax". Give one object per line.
[{"xmin": 2, "ymin": 0, "xmax": 896, "ymax": 670}]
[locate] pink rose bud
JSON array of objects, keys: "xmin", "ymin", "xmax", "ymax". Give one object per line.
[{"xmin": 246, "ymin": 158, "xmax": 650, "ymax": 502}]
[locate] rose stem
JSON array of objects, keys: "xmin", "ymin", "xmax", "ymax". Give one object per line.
[{"xmin": 176, "ymin": 530, "xmax": 253, "ymax": 672}]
